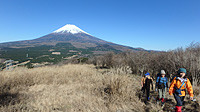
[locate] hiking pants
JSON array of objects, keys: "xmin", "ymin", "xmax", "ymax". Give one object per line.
[
  {"xmin": 158, "ymin": 88, "xmax": 166, "ymax": 99},
  {"xmin": 146, "ymin": 87, "xmax": 150, "ymax": 100},
  {"xmin": 173, "ymin": 93, "xmax": 185, "ymax": 106}
]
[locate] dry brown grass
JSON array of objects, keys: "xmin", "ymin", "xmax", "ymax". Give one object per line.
[{"xmin": 0, "ymin": 64, "xmax": 147, "ymax": 112}]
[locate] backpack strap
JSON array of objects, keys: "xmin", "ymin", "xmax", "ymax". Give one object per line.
[
  {"xmin": 179, "ymin": 81, "xmax": 185, "ymax": 89},
  {"xmin": 183, "ymin": 78, "xmax": 187, "ymax": 88}
]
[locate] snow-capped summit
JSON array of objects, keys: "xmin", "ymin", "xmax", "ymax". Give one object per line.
[{"xmin": 53, "ymin": 24, "xmax": 89, "ymax": 34}]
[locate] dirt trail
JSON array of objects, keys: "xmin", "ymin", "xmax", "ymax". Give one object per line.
[{"xmin": 136, "ymin": 89, "xmax": 200, "ymax": 112}]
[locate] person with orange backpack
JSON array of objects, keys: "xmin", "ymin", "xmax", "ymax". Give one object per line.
[
  {"xmin": 169, "ymin": 68, "xmax": 193, "ymax": 112},
  {"xmin": 141, "ymin": 72, "xmax": 153, "ymax": 101}
]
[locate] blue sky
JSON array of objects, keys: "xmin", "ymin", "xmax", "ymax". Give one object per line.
[{"xmin": 0, "ymin": 0, "xmax": 200, "ymax": 51}]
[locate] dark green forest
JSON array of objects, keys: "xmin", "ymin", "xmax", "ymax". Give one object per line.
[{"xmin": 0, "ymin": 43, "xmax": 120, "ymax": 67}]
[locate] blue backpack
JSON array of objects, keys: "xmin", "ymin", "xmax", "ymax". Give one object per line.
[{"xmin": 157, "ymin": 76, "xmax": 167, "ymax": 89}]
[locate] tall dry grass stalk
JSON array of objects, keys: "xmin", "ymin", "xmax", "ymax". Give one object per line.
[{"xmin": 0, "ymin": 64, "xmax": 147, "ymax": 112}]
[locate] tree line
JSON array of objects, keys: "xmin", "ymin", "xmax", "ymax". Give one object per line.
[{"xmin": 91, "ymin": 42, "xmax": 200, "ymax": 86}]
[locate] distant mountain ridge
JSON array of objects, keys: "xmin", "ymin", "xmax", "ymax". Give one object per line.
[{"xmin": 0, "ymin": 24, "xmax": 145, "ymax": 52}]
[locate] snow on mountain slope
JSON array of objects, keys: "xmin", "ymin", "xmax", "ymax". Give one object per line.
[{"xmin": 53, "ymin": 24, "xmax": 89, "ymax": 34}]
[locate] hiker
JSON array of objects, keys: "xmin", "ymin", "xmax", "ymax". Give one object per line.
[
  {"xmin": 169, "ymin": 68, "xmax": 193, "ymax": 112},
  {"xmin": 156, "ymin": 70, "xmax": 168, "ymax": 105},
  {"xmin": 144, "ymin": 72, "xmax": 153, "ymax": 101}
]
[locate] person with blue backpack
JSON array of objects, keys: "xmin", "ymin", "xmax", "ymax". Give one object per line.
[{"xmin": 156, "ymin": 70, "xmax": 168, "ymax": 106}]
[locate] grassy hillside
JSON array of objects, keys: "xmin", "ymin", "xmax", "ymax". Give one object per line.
[
  {"xmin": 0, "ymin": 64, "xmax": 199, "ymax": 112},
  {"xmin": 0, "ymin": 64, "xmax": 145, "ymax": 112}
]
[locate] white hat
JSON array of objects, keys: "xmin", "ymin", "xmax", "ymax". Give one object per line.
[{"xmin": 161, "ymin": 70, "xmax": 166, "ymax": 75}]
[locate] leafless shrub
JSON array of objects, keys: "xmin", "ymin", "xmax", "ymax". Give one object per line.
[{"xmin": 93, "ymin": 42, "xmax": 200, "ymax": 85}]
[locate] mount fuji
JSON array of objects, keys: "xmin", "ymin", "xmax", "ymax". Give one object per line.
[
  {"xmin": 0, "ymin": 24, "xmax": 147, "ymax": 63},
  {"xmin": 32, "ymin": 24, "xmax": 109, "ymax": 47},
  {"xmin": 0, "ymin": 24, "xmax": 144, "ymax": 52}
]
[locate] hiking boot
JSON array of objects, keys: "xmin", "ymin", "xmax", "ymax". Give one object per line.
[
  {"xmin": 147, "ymin": 96, "xmax": 150, "ymax": 101},
  {"xmin": 161, "ymin": 98, "xmax": 165, "ymax": 103},
  {"xmin": 175, "ymin": 106, "xmax": 182, "ymax": 112},
  {"xmin": 161, "ymin": 98, "xmax": 165, "ymax": 107}
]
